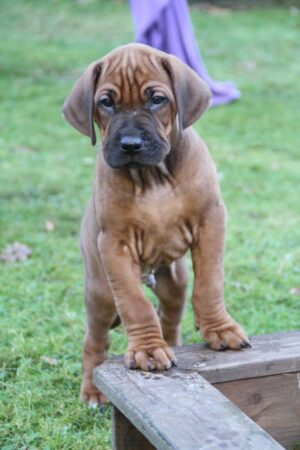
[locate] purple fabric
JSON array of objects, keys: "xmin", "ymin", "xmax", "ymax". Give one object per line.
[{"xmin": 129, "ymin": 0, "xmax": 240, "ymax": 106}]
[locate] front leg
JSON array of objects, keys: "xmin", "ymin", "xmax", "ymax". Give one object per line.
[
  {"xmin": 191, "ymin": 201, "xmax": 250, "ymax": 350},
  {"xmin": 99, "ymin": 233, "xmax": 176, "ymax": 370}
]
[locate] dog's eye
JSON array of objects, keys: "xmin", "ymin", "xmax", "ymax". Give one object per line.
[
  {"xmin": 152, "ymin": 95, "xmax": 166, "ymax": 105},
  {"xmin": 98, "ymin": 97, "xmax": 114, "ymax": 109}
]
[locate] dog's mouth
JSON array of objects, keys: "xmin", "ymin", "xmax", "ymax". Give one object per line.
[
  {"xmin": 106, "ymin": 151, "xmax": 165, "ymax": 170},
  {"xmin": 124, "ymin": 162, "xmax": 145, "ymax": 169},
  {"xmin": 104, "ymin": 133, "xmax": 169, "ymax": 170}
]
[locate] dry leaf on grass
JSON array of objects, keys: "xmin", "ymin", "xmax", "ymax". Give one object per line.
[
  {"xmin": 290, "ymin": 287, "xmax": 300, "ymax": 296},
  {"xmin": 200, "ymin": 4, "xmax": 231, "ymax": 16},
  {"xmin": 289, "ymin": 7, "xmax": 299, "ymax": 15},
  {"xmin": 45, "ymin": 220, "xmax": 55, "ymax": 232},
  {"xmin": 0, "ymin": 242, "xmax": 32, "ymax": 262},
  {"xmin": 15, "ymin": 145, "xmax": 34, "ymax": 153},
  {"xmin": 40, "ymin": 356, "xmax": 58, "ymax": 366},
  {"xmin": 242, "ymin": 61, "xmax": 257, "ymax": 72}
]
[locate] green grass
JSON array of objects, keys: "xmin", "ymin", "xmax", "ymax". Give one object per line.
[{"xmin": 0, "ymin": 1, "xmax": 299, "ymax": 448}]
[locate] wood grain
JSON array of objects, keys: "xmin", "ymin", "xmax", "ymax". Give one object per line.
[
  {"xmin": 94, "ymin": 363, "xmax": 284, "ymax": 449},
  {"xmin": 215, "ymin": 372, "xmax": 300, "ymax": 449},
  {"xmin": 112, "ymin": 406, "xmax": 156, "ymax": 450},
  {"xmin": 94, "ymin": 332, "xmax": 300, "ymax": 449},
  {"xmin": 175, "ymin": 331, "xmax": 300, "ymax": 383}
]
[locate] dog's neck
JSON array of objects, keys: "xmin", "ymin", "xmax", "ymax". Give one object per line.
[{"xmin": 128, "ymin": 160, "xmax": 174, "ymax": 195}]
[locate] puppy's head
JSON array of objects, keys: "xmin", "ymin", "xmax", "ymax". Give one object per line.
[{"xmin": 62, "ymin": 44, "xmax": 211, "ymax": 169}]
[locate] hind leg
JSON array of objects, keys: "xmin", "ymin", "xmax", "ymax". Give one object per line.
[
  {"xmin": 155, "ymin": 257, "xmax": 188, "ymax": 346},
  {"xmin": 80, "ymin": 269, "xmax": 117, "ymax": 405},
  {"xmin": 80, "ymin": 204, "xmax": 118, "ymax": 405}
]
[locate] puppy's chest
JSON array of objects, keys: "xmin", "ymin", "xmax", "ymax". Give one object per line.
[{"xmin": 129, "ymin": 195, "xmax": 199, "ymax": 268}]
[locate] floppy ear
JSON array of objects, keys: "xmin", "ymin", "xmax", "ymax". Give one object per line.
[
  {"xmin": 161, "ymin": 55, "xmax": 211, "ymax": 133},
  {"xmin": 62, "ymin": 60, "xmax": 102, "ymax": 146}
]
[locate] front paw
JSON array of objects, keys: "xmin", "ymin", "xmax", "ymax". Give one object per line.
[
  {"xmin": 200, "ymin": 315, "xmax": 250, "ymax": 350},
  {"xmin": 124, "ymin": 343, "xmax": 176, "ymax": 371}
]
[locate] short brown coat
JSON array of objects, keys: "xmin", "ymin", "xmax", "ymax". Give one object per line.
[{"xmin": 63, "ymin": 44, "xmax": 249, "ymax": 404}]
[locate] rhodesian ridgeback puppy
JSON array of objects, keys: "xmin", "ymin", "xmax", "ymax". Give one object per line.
[{"xmin": 62, "ymin": 44, "xmax": 249, "ymax": 405}]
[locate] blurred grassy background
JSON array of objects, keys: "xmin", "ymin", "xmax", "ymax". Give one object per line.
[{"xmin": 0, "ymin": 0, "xmax": 299, "ymax": 448}]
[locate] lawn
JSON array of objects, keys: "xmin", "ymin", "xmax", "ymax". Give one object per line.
[{"xmin": 0, "ymin": 1, "xmax": 299, "ymax": 449}]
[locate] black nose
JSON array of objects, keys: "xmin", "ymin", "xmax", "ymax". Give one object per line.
[{"xmin": 120, "ymin": 135, "xmax": 142, "ymax": 153}]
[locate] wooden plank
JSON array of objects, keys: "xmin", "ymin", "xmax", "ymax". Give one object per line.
[
  {"xmin": 112, "ymin": 406, "xmax": 156, "ymax": 450},
  {"xmin": 214, "ymin": 372, "xmax": 300, "ymax": 450},
  {"xmin": 175, "ymin": 331, "xmax": 300, "ymax": 383},
  {"xmin": 94, "ymin": 362, "xmax": 284, "ymax": 450}
]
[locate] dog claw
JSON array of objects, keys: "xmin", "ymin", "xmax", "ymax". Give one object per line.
[
  {"xmin": 129, "ymin": 361, "xmax": 136, "ymax": 370},
  {"xmin": 244, "ymin": 342, "xmax": 252, "ymax": 348},
  {"xmin": 147, "ymin": 362, "xmax": 155, "ymax": 371},
  {"xmin": 220, "ymin": 343, "xmax": 228, "ymax": 351},
  {"xmin": 240, "ymin": 341, "xmax": 251, "ymax": 349},
  {"xmin": 171, "ymin": 360, "xmax": 177, "ymax": 367}
]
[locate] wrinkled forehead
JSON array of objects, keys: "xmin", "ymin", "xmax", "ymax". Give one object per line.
[{"xmin": 97, "ymin": 48, "xmax": 172, "ymax": 105}]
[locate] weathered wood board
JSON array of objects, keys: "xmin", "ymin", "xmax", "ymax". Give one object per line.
[
  {"xmin": 215, "ymin": 373, "xmax": 300, "ymax": 449},
  {"xmin": 112, "ymin": 406, "xmax": 156, "ymax": 450},
  {"xmin": 95, "ymin": 365, "xmax": 284, "ymax": 449},
  {"xmin": 94, "ymin": 332, "xmax": 300, "ymax": 450},
  {"xmin": 174, "ymin": 331, "xmax": 300, "ymax": 383}
]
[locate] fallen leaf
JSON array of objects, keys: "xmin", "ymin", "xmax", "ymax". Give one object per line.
[
  {"xmin": 271, "ymin": 162, "xmax": 279, "ymax": 171},
  {"xmin": 0, "ymin": 242, "xmax": 32, "ymax": 263},
  {"xmin": 45, "ymin": 220, "xmax": 55, "ymax": 232},
  {"xmin": 40, "ymin": 356, "xmax": 58, "ymax": 366},
  {"xmin": 290, "ymin": 287, "xmax": 300, "ymax": 296},
  {"xmin": 289, "ymin": 6, "xmax": 299, "ymax": 15},
  {"xmin": 200, "ymin": 4, "xmax": 231, "ymax": 16},
  {"xmin": 242, "ymin": 61, "xmax": 257, "ymax": 72},
  {"xmin": 15, "ymin": 145, "xmax": 33, "ymax": 153}
]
